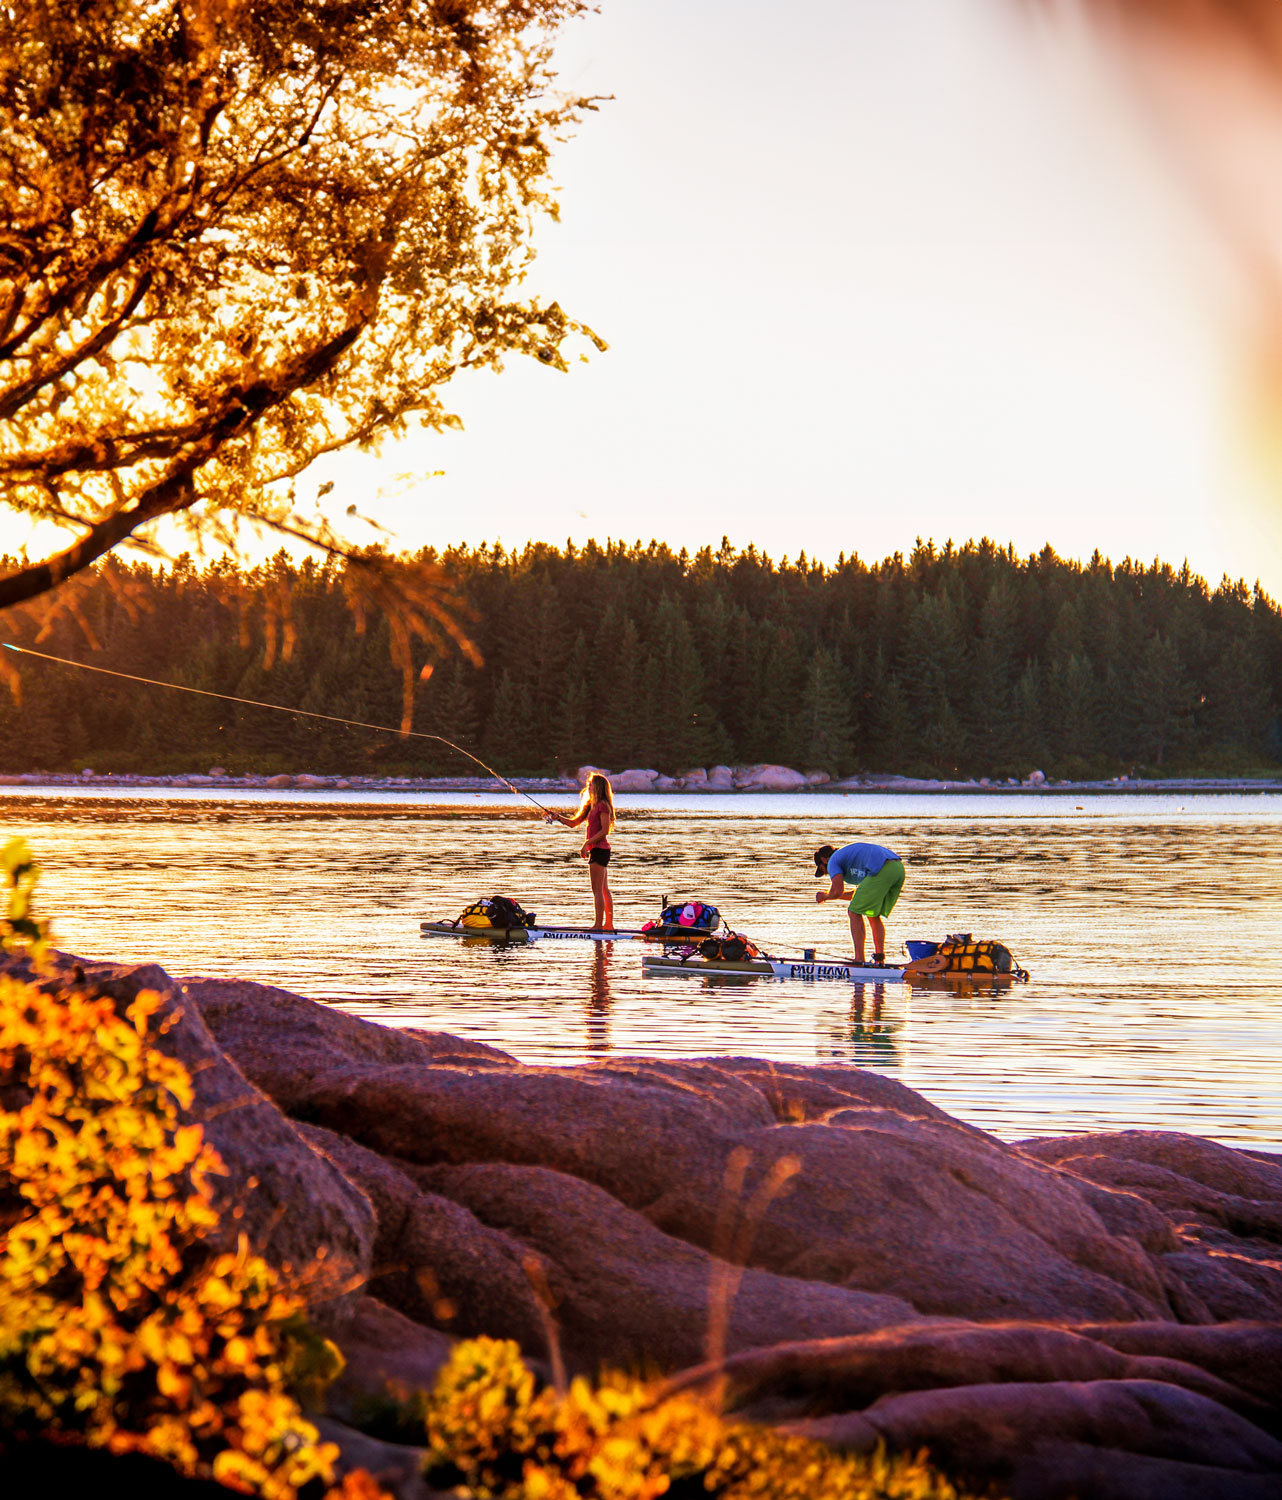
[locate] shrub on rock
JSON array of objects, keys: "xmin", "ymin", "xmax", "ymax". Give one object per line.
[
  {"xmin": 419, "ymin": 1336, "xmax": 983, "ymax": 1499},
  {"xmin": 0, "ymin": 968, "xmax": 365, "ymax": 1497}
]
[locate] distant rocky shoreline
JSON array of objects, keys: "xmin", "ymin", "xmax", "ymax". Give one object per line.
[{"xmin": 3, "ymin": 761, "xmax": 1281, "ymax": 795}]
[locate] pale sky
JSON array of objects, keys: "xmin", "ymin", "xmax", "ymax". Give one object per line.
[
  {"xmin": 12, "ymin": 0, "xmax": 1282, "ymax": 598},
  {"xmin": 332, "ymin": 0, "xmax": 1282, "ymax": 595}
]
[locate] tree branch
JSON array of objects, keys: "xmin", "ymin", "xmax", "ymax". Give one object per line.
[
  {"xmin": 0, "ymin": 311, "xmax": 373, "ymax": 610},
  {"xmin": 0, "ymin": 469, "xmax": 197, "ymax": 610},
  {"xmin": 0, "ymin": 267, "xmax": 154, "ymax": 422}
]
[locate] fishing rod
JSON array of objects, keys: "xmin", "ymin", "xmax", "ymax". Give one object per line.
[{"xmin": 0, "ymin": 641, "xmax": 562, "ymax": 820}]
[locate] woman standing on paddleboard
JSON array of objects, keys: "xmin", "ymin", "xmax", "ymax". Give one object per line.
[{"xmin": 551, "ymin": 773, "xmax": 615, "ymax": 931}]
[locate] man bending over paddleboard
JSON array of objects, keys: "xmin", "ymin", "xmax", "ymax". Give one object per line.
[{"xmin": 813, "ymin": 842, "xmax": 905, "ymax": 964}]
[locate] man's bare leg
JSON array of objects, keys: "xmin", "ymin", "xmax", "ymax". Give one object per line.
[
  {"xmin": 868, "ymin": 915, "xmax": 886, "ymax": 961},
  {"xmin": 848, "ymin": 911, "xmax": 867, "ymax": 961}
]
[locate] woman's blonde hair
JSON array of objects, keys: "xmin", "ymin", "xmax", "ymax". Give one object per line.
[{"xmin": 581, "ymin": 772, "xmax": 615, "ymax": 834}]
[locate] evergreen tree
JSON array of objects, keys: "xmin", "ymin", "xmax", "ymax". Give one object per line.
[
  {"xmin": 483, "ymin": 671, "xmax": 537, "ymax": 774},
  {"xmin": 552, "ymin": 632, "xmax": 592, "ymax": 771},
  {"xmin": 419, "ymin": 658, "xmax": 481, "ymax": 773},
  {"xmin": 868, "ymin": 676, "xmax": 912, "ymax": 772},
  {"xmin": 691, "ymin": 591, "xmax": 738, "ymax": 760},
  {"xmin": 903, "ymin": 586, "xmax": 970, "ymax": 763},
  {"xmin": 969, "ymin": 576, "xmax": 1020, "ymax": 766},
  {"xmin": 1044, "ymin": 652, "xmax": 1100, "ymax": 767},
  {"xmin": 1011, "ymin": 662, "xmax": 1048, "ymax": 770},
  {"xmin": 719, "ymin": 607, "xmax": 770, "ymax": 760},
  {"xmin": 642, "ymin": 596, "xmax": 708, "ymax": 770},
  {"xmin": 1097, "ymin": 663, "xmax": 1128, "ymax": 763},
  {"xmin": 595, "ymin": 610, "xmax": 645, "ymax": 767},
  {"xmin": 920, "ymin": 700, "xmax": 967, "ymax": 776},
  {"xmin": 7, "ymin": 679, "xmax": 73, "ymax": 769},
  {"xmin": 1125, "ymin": 633, "xmax": 1195, "ymax": 768},
  {"xmin": 797, "ymin": 646, "xmax": 855, "ymax": 774},
  {"xmin": 1203, "ymin": 637, "xmax": 1271, "ymax": 757},
  {"xmin": 753, "ymin": 625, "xmax": 808, "ymax": 766}
]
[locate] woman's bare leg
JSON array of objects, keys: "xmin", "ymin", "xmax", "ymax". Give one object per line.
[
  {"xmin": 601, "ymin": 870, "xmax": 613, "ymax": 931},
  {"xmin": 590, "ymin": 862, "xmax": 609, "ymax": 929}
]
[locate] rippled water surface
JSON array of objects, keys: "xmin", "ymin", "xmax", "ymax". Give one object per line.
[{"xmin": 5, "ymin": 789, "xmax": 1281, "ymax": 1149}]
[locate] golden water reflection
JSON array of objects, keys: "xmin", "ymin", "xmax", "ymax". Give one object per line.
[{"xmin": 5, "ymin": 791, "xmax": 1281, "ymax": 1150}]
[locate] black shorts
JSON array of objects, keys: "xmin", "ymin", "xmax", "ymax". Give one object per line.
[{"xmin": 588, "ymin": 847, "xmax": 612, "ymax": 867}]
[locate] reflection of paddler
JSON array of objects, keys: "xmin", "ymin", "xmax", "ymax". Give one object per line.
[
  {"xmin": 851, "ymin": 981, "xmax": 887, "ymax": 1037},
  {"xmin": 586, "ymin": 941, "xmax": 613, "ymax": 1054},
  {"xmin": 812, "ymin": 841, "xmax": 906, "ymax": 964}
]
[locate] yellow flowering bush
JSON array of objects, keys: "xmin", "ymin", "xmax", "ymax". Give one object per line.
[
  {"xmin": 0, "ymin": 838, "xmax": 374, "ymax": 1498},
  {"xmin": 420, "ymin": 1337, "xmax": 988, "ymax": 1500}
]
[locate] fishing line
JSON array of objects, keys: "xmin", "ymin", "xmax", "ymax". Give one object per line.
[{"xmin": 1, "ymin": 641, "xmax": 562, "ymax": 819}]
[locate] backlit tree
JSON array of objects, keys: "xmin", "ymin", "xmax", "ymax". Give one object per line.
[{"xmin": 0, "ymin": 0, "xmax": 602, "ymax": 697}]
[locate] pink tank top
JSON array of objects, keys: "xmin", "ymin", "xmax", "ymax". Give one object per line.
[{"xmin": 586, "ymin": 802, "xmax": 611, "ymax": 850}]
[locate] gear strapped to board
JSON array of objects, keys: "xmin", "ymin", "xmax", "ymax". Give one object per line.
[
  {"xmin": 936, "ymin": 934, "xmax": 1013, "ymax": 973},
  {"xmin": 457, "ymin": 896, "xmax": 537, "ymax": 930},
  {"xmin": 904, "ymin": 934, "xmax": 1029, "ymax": 981},
  {"xmin": 697, "ymin": 932, "xmax": 761, "ymax": 962}
]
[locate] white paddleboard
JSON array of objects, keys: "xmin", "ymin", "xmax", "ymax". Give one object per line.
[
  {"xmin": 419, "ymin": 921, "xmax": 712, "ymax": 944},
  {"xmin": 642, "ymin": 953, "xmax": 909, "ymax": 981}
]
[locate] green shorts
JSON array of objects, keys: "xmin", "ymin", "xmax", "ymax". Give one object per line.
[{"xmin": 847, "ymin": 859, "xmax": 905, "ymax": 919}]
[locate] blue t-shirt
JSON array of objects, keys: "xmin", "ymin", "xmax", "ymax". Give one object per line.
[{"xmin": 828, "ymin": 841, "xmax": 900, "ymax": 885}]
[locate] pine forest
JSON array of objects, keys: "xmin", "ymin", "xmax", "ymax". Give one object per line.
[{"xmin": 2, "ymin": 537, "xmax": 1280, "ymax": 781}]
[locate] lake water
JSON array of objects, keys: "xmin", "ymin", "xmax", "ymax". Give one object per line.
[{"xmin": 4, "ymin": 788, "xmax": 1281, "ymax": 1151}]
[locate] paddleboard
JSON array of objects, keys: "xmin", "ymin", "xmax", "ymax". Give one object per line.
[
  {"xmin": 419, "ymin": 921, "xmax": 714, "ymax": 944},
  {"xmin": 642, "ymin": 950, "xmax": 1026, "ymax": 983},
  {"xmin": 642, "ymin": 953, "xmax": 910, "ymax": 981}
]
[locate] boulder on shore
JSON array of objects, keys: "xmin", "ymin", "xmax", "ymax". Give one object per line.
[
  {"xmin": 732, "ymin": 764, "xmax": 809, "ymax": 791},
  {"xmin": 611, "ymin": 768, "xmax": 660, "ymax": 791}
]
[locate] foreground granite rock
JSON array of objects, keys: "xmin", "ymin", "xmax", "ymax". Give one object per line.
[
  {"xmin": 184, "ymin": 987, "xmax": 1186, "ymax": 1325},
  {"xmin": 6, "ymin": 951, "xmax": 1281, "ymax": 1499}
]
